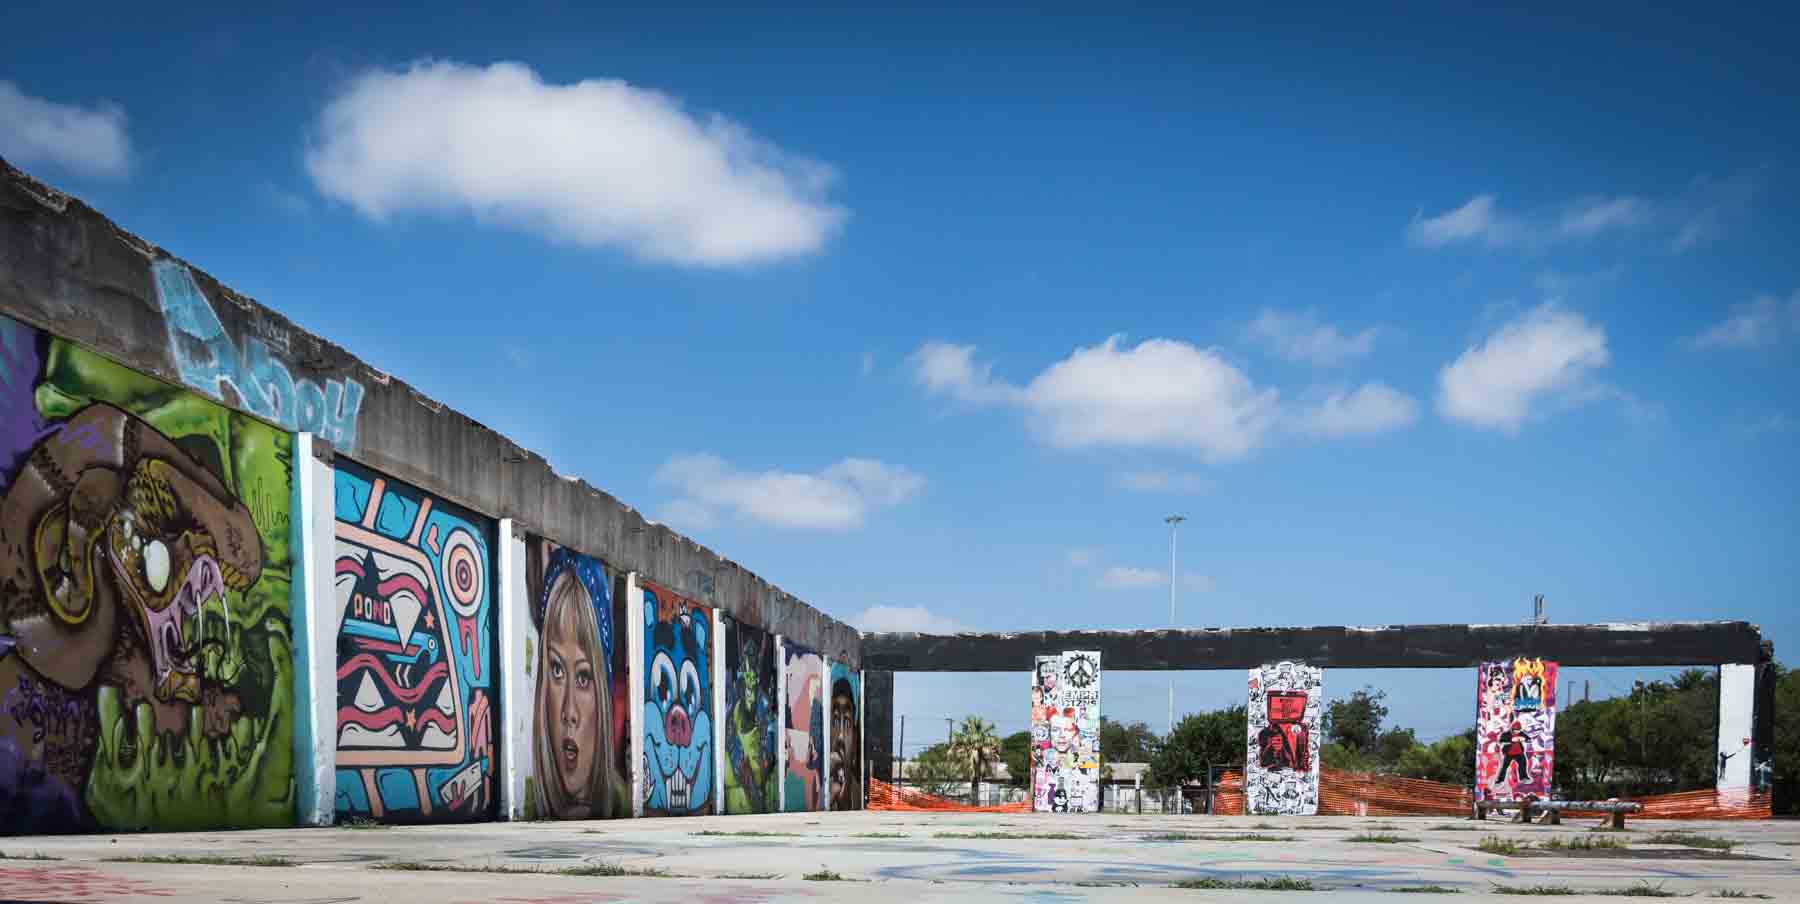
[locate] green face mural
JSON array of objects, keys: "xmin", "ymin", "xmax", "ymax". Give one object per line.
[{"xmin": 0, "ymin": 314, "xmax": 294, "ymax": 833}]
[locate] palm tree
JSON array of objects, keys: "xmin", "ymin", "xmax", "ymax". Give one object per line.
[{"xmin": 946, "ymin": 716, "xmax": 1002, "ymax": 804}]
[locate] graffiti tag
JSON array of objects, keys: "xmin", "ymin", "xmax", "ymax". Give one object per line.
[{"xmin": 152, "ymin": 260, "xmax": 364, "ymax": 450}]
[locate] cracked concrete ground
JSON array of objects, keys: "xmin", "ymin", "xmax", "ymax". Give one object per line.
[{"xmin": 2, "ymin": 812, "xmax": 1795, "ymax": 902}]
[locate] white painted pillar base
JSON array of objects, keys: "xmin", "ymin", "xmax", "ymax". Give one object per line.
[
  {"xmin": 289, "ymin": 433, "xmax": 337, "ymax": 826},
  {"xmin": 1718, "ymin": 663, "xmax": 1757, "ymax": 791},
  {"xmin": 497, "ymin": 521, "xmax": 532, "ymax": 820},
  {"xmin": 775, "ymin": 636, "xmax": 787, "ymax": 813},
  {"xmin": 713, "ymin": 609, "xmax": 726, "ymax": 815},
  {"xmin": 627, "ymin": 573, "xmax": 645, "ymax": 818}
]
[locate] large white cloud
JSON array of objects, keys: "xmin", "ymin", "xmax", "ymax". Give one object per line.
[
  {"xmin": 0, "ymin": 81, "xmax": 131, "ymax": 179},
  {"xmin": 305, "ymin": 60, "xmax": 846, "ymax": 266},
  {"xmin": 653, "ymin": 453, "xmax": 923, "ymax": 530},
  {"xmin": 1436, "ymin": 304, "xmax": 1610, "ymax": 432},
  {"xmin": 912, "ymin": 335, "xmax": 1416, "ymax": 461}
]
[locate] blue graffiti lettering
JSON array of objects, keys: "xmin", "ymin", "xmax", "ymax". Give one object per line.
[{"xmin": 152, "ymin": 259, "xmax": 365, "ymax": 449}]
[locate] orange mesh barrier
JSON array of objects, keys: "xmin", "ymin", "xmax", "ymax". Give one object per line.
[
  {"xmin": 867, "ymin": 779, "xmax": 1033, "ymax": 812},
  {"xmin": 1211, "ymin": 770, "xmax": 1771, "ymax": 819}
]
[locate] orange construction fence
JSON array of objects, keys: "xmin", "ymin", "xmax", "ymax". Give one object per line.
[
  {"xmin": 868, "ymin": 778, "xmax": 1032, "ymax": 812},
  {"xmin": 1213, "ymin": 769, "xmax": 1771, "ymax": 819}
]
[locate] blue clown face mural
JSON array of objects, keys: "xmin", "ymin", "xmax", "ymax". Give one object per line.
[{"xmin": 641, "ymin": 581, "xmax": 712, "ymax": 815}]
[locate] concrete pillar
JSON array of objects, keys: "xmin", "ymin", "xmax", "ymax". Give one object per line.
[
  {"xmin": 1718, "ymin": 656, "xmax": 1777, "ymax": 794},
  {"xmin": 288, "ymin": 433, "xmax": 337, "ymax": 826},
  {"xmin": 822, "ymin": 656, "xmax": 834, "ymax": 812},
  {"xmin": 712, "ymin": 608, "xmax": 726, "ymax": 815},
  {"xmin": 627, "ymin": 572, "xmax": 645, "ymax": 817},
  {"xmin": 775, "ymin": 635, "xmax": 787, "ymax": 813},
  {"xmin": 865, "ymin": 670, "xmax": 895, "ymax": 784},
  {"xmin": 496, "ymin": 521, "xmax": 531, "ymax": 819}
]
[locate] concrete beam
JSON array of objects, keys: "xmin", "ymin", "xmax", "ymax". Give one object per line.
[{"xmin": 861, "ymin": 622, "xmax": 1766, "ymax": 672}]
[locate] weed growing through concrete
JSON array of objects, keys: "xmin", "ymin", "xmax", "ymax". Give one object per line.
[
  {"xmin": 1492, "ymin": 882, "xmax": 1684, "ymax": 897},
  {"xmin": 0, "ymin": 852, "xmax": 61, "ymax": 861},
  {"xmin": 341, "ymin": 817, "xmax": 387, "ymax": 829},
  {"xmin": 1645, "ymin": 833, "xmax": 1734, "ymax": 851},
  {"xmin": 1711, "ymin": 892, "xmax": 1771, "ymax": 899},
  {"xmin": 1173, "ymin": 876, "xmax": 1316, "ymax": 891},
  {"xmin": 719, "ymin": 873, "xmax": 782, "ymax": 880},
  {"xmin": 1348, "ymin": 833, "xmax": 1419, "ymax": 844},
  {"xmin": 803, "ymin": 867, "xmax": 863, "ymax": 881},
  {"xmin": 692, "ymin": 830, "xmax": 802, "ymax": 838},
  {"xmin": 1538, "ymin": 835, "xmax": 1629, "ymax": 851},
  {"xmin": 1430, "ymin": 825, "xmax": 1486, "ymax": 832},
  {"xmin": 106, "ymin": 854, "xmax": 294, "ymax": 867},
  {"xmin": 933, "ymin": 831, "xmax": 1081, "ymax": 840},
  {"xmin": 1390, "ymin": 886, "xmax": 1463, "ymax": 894},
  {"xmin": 1146, "ymin": 833, "xmax": 1297, "ymax": 842},
  {"xmin": 1477, "ymin": 836, "xmax": 1525, "ymax": 856},
  {"xmin": 851, "ymin": 832, "xmax": 908, "ymax": 838}
]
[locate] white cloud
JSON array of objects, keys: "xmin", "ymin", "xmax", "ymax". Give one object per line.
[
  {"xmin": 1066, "ymin": 548, "xmax": 1095, "ymax": 567},
  {"xmin": 1685, "ymin": 291, "xmax": 1799, "ymax": 350},
  {"xmin": 1409, "ymin": 194, "xmax": 1651, "ymax": 249},
  {"xmin": 0, "ymin": 81, "xmax": 131, "ymax": 179},
  {"xmin": 908, "ymin": 341, "xmax": 1024, "ymax": 405},
  {"xmin": 1436, "ymin": 304, "xmax": 1611, "ymax": 433},
  {"xmin": 1244, "ymin": 309, "xmax": 1382, "ymax": 367},
  {"xmin": 913, "ymin": 335, "xmax": 1423, "ymax": 460},
  {"xmin": 304, "ymin": 60, "xmax": 845, "ymax": 267},
  {"xmin": 1293, "ymin": 382, "xmax": 1421, "ymax": 438},
  {"xmin": 1408, "ymin": 194, "xmax": 1501, "ymax": 247},
  {"xmin": 653, "ymin": 453, "xmax": 923, "ymax": 530},
  {"xmin": 1097, "ymin": 567, "xmax": 1212, "ymax": 592},
  {"xmin": 850, "ymin": 605, "xmax": 968, "ymax": 634},
  {"xmin": 1118, "ymin": 470, "xmax": 1212, "ymax": 493},
  {"xmin": 1099, "ymin": 567, "xmax": 1166, "ymax": 590}
]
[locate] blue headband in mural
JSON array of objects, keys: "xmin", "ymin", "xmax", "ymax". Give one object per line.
[{"xmin": 539, "ymin": 546, "xmax": 614, "ymax": 663}]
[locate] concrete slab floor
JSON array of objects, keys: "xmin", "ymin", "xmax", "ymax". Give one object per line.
[{"xmin": 1, "ymin": 812, "xmax": 1796, "ymax": 902}]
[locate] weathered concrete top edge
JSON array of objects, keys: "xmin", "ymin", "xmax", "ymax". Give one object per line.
[
  {"xmin": 860, "ymin": 621, "xmax": 1767, "ymax": 671},
  {"xmin": 0, "ymin": 156, "xmax": 858, "ymax": 664}
]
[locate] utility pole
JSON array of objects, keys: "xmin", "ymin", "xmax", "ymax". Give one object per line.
[{"xmin": 1165, "ymin": 514, "xmax": 1186, "ymax": 736}]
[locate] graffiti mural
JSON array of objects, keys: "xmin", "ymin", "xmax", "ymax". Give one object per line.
[
  {"xmin": 152, "ymin": 260, "xmax": 365, "ymax": 451},
  {"xmin": 640, "ymin": 580, "xmax": 711, "ymax": 816},
  {"xmin": 1245, "ymin": 661, "xmax": 1322, "ymax": 816},
  {"xmin": 1031, "ymin": 650, "xmax": 1100, "ymax": 813},
  {"xmin": 782, "ymin": 642, "xmax": 824, "ymax": 812},
  {"xmin": 721, "ymin": 614, "xmax": 776, "ymax": 814},
  {"xmin": 1475, "ymin": 658, "xmax": 1558, "ymax": 803},
  {"xmin": 829, "ymin": 663, "xmax": 861, "ymax": 811},
  {"xmin": 333, "ymin": 459, "xmax": 495, "ymax": 823},
  {"xmin": 525, "ymin": 538, "xmax": 628, "ymax": 819},
  {"xmin": 0, "ymin": 313, "xmax": 294, "ymax": 833}
]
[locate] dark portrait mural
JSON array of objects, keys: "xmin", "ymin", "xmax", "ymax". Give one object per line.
[
  {"xmin": 722, "ymin": 614, "xmax": 776, "ymax": 814},
  {"xmin": 1245, "ymin": 661, "xmax": 1322, "ymax": 816},
  {"xmin": 526, "ymin": 538, "xmax": 628, "ymax": 819},
  {"xmin": 0, "ymin": 311, "xmax": 295, "ymax": 833},
  {"xmin": 829, "ymin": 663, "xmax": 861, "ymax": 811}
]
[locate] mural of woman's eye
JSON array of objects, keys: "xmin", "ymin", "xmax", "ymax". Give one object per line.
[
  {"xmin": 653, "ymin": 652, "xmax": 676, "ymax": 709},
  {"xmin": 143, "ymin": 538, "xmax": 170, "ymax": 593},
  {"xmin": 679, "ymin": 660, "xmax": 700, "ymax": 710},
  {"xmin": 549, "ymin": 654, "xmax": 565, "ymax": 681},
  {"xmin": 575, "ymin": 666, "xmax": 593, "ymax": 690}
]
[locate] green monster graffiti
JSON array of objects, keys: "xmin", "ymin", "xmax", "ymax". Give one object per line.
[{"xmin": 0, "ymin": 320, "xmax": 294, "ymax": 833}]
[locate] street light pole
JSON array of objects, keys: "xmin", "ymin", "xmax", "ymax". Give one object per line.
[{"xmin": 1164, "ymin": 514, "xmax": 1186, "ymax": 736}]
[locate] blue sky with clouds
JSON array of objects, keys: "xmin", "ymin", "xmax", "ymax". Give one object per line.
[{"xmin": 5, "ymin": 3, "xmax": 1795, "ymax": 748}]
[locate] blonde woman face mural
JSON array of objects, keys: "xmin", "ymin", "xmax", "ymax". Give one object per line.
[{"xmin": 533, "ymin": 548, "xmax": 626, "ymax": 819}]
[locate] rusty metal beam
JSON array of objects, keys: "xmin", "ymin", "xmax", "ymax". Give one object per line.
[{"xmin": 860, "ymin": 621, "xmax": 1767, "ymax": 672}]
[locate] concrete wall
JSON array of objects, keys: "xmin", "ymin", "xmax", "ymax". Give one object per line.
[
  {"xmin": 0, "ymin": 158, "xmax": 859, "ymax": 665},
  {"xmin": 0, "ymin": 156, "xmax": 861, "ymax": 834}
]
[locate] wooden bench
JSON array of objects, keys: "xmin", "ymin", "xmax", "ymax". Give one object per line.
[{"xmin": 1474, "ymin": 798, "xmax": 1643, "ymax": 829}]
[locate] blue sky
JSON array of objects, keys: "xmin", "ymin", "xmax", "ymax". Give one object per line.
[{"xmin": 5, "ymin": 3, "xmax": 1796, "ymax": 749}]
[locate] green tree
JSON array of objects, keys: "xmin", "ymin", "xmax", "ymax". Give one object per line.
[
  {"xmin": 1775, "ymin": 665, "xmax": 1798, "ymax": 813},
  {"xmin": 906, "ymin": 743, "xmax": 968, "ymax": 798},
  {"xmin": 1146, "ymin": 706, "xmax": 1245, "ymax": 790},
  {"xmin": 1394, "ymin": 730, "xmax": 1476, "ymax": 785},
  {"xmin": 946, "ymin": 716, "xmax": 1002, "ymax": 803},
  {"xmin": 1323, "ymin": 687, "xmax": 1389, "ymax": 755},
  {"xmin": 1099, "ymin": 718, "xmax": 1158, "ymax": 763},
  {"xmin": 999, "ymin": 730, "xmax": 1032, "ymax": 785}
]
